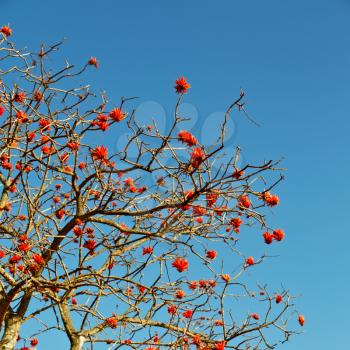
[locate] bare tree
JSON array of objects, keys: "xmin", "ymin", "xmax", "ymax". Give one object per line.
[{"xmin": 0, "ymin": 25, "xmax": 304, "ymax": 350}]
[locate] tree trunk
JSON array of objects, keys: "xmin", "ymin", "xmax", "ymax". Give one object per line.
[
  {"xmin": 0, "ymin": 314, "xmax": 22, "ymax": 350},
  {"xmin": 70, "ymin": 335, "xmax": 85, "ymax": 350}
]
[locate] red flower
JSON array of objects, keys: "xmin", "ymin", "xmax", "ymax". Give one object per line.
[
  {"xmin": 178, "ymin": 130, "xmax": 198, "ymax": 147},
  {"xmin": 221, "ymin": 274, "xmax": 230, "ymax": 283},
  {"xmin": 262, "ymin": 232, "xmax": 273, "ymax": 244},
  {"xmin": 214, "ymin": 341, "xmax": 226, "ymax": 350},
  {"xmin": 298, "ymin": 314, "xmax": 305, "ymax": 326},
  {"xmin": 190, "ymin": 147, "xmax": 205, "ymax": 168},
  {"xmin": 91, "ymin": 145, "xmax": 108, "ymax": 163},
  {"xmin": 39, "ymin": 119, "xmax": 51, "ymax": 131},
  {"xmin": 83, "ymin": 239, "xmax": 96, "ymax": 252},
  {"xmin": 175, "ymin": 77, "xmax": 190, "ymax": 94},
  {"xmin": 275, "ymin": 294, "xmax": 283, "ymax": 304},
  {"xmin": 16, "ymin": 110, "xmax": 28, "ymax": 123},
  {"xmin": 0, "ymin": 105, "xmax": 4, "ymax": 116},
  {"xmin": 229, "ymin": 217, "xmax": 243, "ymax": 233},
  {"xmin": 14, "ymin": 92, "xmax": 26, "ymax": 103},
  {"xmin": 232, "ymin": 168, "xmax": 245, "ymax": 179},
  {"xmin": 73, "ymin": 226, "xmax": 84, "ymax": 237},
  {"xmin": 18, "ymin": 243, "xmax": 31, "ymax": 252},
  {"xmin": 172, "ymin": 257, "xmax": 189, "ymax": 272},
  {"xmin": 167, "ymin": 304, "xmax": 177, "ymax": 315},
  {"xmin": 88, "ymin": 57, "xmax": 98, "ymax": 68},
  {"xmin": 27, "ymin": 132, "xmax": 36, "ymax": 142},
  {"xmin": 71, "ymin": 298, "xmax": 77, "ymax": 305},
  {"xmin": 34, "ymin": 90, "xmax": 43, "ymax": 101},
  {"xmin": 251, "ymin": 313, "xmax": 260, "ymax": 320},
  {"xmin": 30, "ymin": 338, "xmax": 39, "ymax": 346},
  {"xmin": 238, "ymin": 194, "xmax": 251, "ymax": 208},
  {"xmin": 273, "ymin": 229, "xmax": 285, "ymax": 241},
  {"xmin": 66, "ymin": 141, "xmax": 79, "ymax": 151},
  {"xmin": 0, "ymin": 250, "xmax": 5, "ymax": 259},
  {"xmin": 182, "ymin": 310, "xmax": 193, "ymax": 319},
  {"xmin": 175, "ymin": 290, "xmax": 185, "ymax": 299},
  {"xmin": 106, "ymin": 317, "xmax": 118, "ymax": 328},
  {"xmin": 142, "ymin": 246, "xmax": 153, "ymax": 255},
  {"xmin": 109, "ymin": 108, "xmax": 125, "ymax": 122},
  {"xmin": 33, "ymin": 254, "xmax": 45, "ymax": 265},
  {"xmin": 260, "ymin": 191, "xmax": 279, "ymax": 207},
  {"xmin": 245, "ymin": 256, "xmax": 254, "ymax": 266},
  {"xmin": 0, "ymin": 25, "xmax": 12, "ymax": 37},
  {"xmin": 55, "ymin": 209, "xmax": 66, "ymax": 220},
  {"xmin": 206, "ymin": 192, "xmax": 219, "ymax": 207},
  {"xmin": 9, "ymin": 254, "xmax": 21, "ymax": 264},
  {"xmin": 206, "ymin": 250, "xmax": 217, "ymax": 260}
]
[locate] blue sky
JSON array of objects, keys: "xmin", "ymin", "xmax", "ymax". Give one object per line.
[{"xmin": 2, "ymin": 0, "xmax": 350, "ymax": 349}]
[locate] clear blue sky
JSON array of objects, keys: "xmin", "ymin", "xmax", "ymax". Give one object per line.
[{"xmin": 2, "ymin": 0, "xmax": 350, "ymax": 349}]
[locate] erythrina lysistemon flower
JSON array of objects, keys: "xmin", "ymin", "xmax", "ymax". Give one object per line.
[
  {"xmin": 175, "ymin": 77, "xmax": 190, "ymax": 94},
  {"xmin": 172, "ymin": 257, "xmax": 189, "ymax": 272},
  {"xmin": 178, "ymin": 130, "xmax": 198, "ymax": 147}
]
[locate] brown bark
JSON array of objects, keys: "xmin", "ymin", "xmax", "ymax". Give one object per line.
[{"xmin": 0, "ymin": 314, "xmax": 22, "ymax": 350}]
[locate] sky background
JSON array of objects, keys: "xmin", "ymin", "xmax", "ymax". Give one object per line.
[{"xmin": 2, "ymin": 0, "xmax": 350, "ymax": 349}]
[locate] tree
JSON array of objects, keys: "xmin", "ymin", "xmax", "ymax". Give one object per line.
[{"xmin": 0, "ymin": 25, "xmax": 304, "ymax": 350}]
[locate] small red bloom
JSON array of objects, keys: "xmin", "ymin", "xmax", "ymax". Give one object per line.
[
  {"xmin": 275, "ymin": 294, "xmax": 283, "ymax": 304},
  {"xmin": 0, "ymin": 25, "xmax": 12, "ymax": 37},
  {"xmin": 206, "ymin": 192, "xmax": 219, "ymax": 207},
  {"xmin": 175, "ymin": 77, "xmax": 190, "ymax": 94},
  {"xmin": 106, "ymin": 317, "xmax": 118, "ymax": 328},
  {"xmin": 260, "ymin": 191, "xmax": 280, "ymax": 207},
  {"xmin": 109, "ymin": 108, "xmax": 125, "ymax": 122},
  {"xmin": 55, "ymin": 209, "xmax": 66, "ymax": 220},
  {"xmin": 172, "ymin": 257, "xmax": 189, "ymax": 272},
  {"xmin": 39, "ymin": 118, "xmax": 51, "ymax": 131},
  {"xmin": 238, "ymin": 194, "xmax": 251, "ymax": 208},
  {"xmin": 178, "ymin": 130, "xmax": 198, "ymax": 147},
  {"xmin": 182, "ymin": 310, "xmax": 193, "ymax": 319},
  {"xmin": 16, "ymin": 110, "xmax": 28, "ymax": 123},
  {"xmin": 88, "ymin": 57, "xmax": 98, "ymax": 68},
  {"xmin": 9, "ymin": 254, "xmax": 21, "ymax": 264},
  {"xmin": 34, "ymin": 90, "xmax": 43, "ymax": 101},
  {"xmin": 0, "ymin": 251, "xmax": 5, "ymax": 259},
  {"xmin": 83, "ymin": 239, "xmax": 96, "ymax": 252},
  {"xmin": 0, "ymin": 105, "xmax": 4, "ymax": 116},
  {"xmin": 66, "ymin": 141, "xmax": 79, "ymax": 151},
  {"xmin": 33, "ymin": 254, "xmax": 45, "ymax": 265},
  {"xmin": 30, "ymin": 338, "xmax": 39, "ymax": 346},
  {"xmin": 206, "ymin": 250, "xmax": 217, "ymax": 260},
  {"xmin": 190, "ymin": 147, "xmax": 205, "ymax": 168},
  {"xmin": 91, "ymin": 145, "xmax": 109, "ymax": 163},
  {"xmin": 18, "ymin": 243, "xmax": 31, "ymax": 252},
  {"xmin": 167, "ymin": 304, "xmax": 177, "ymax": 315},
  {"xmin": 251, "ymin": 313, "xmax": 260, "ymax": 320},
  {"xmin": 245, "ymin": 256, "xmax": 255, "ymax": 266},
  {"xmin": 298, "ymin": 314, "xmax": 305, "ymax": 326},
  {"xmin": 221, "ymin": 274, "xmax": 230, "ymax": 283},
  {"xmin": 262, "ymin": 232, "xmax": 274, "ymax": 244},
  {"xmin": 142, "ymin": 246, "xmax": 153, "ymax": 255},
  {"xmin": 175, "ymin": 290, "xmax": 185, "ymax": 299},
  {"xmin": 214, "ymin": 341, "xmax": 226, "ymax": 350},
  {"xmin": 14, "ymin": 92, "xmax": 26, "ymax": 103},
  {"xmin": 232, "ymin": 168, "xmax": 245, "ymax": 179},
  {"xmin": 273, "ymin": 229, "xmax": 285, "ymax": 241}
]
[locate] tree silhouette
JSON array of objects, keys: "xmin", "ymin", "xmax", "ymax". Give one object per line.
[{"xmin": 0, "ymin": 25, "xmax": 303, "ymax": 350}]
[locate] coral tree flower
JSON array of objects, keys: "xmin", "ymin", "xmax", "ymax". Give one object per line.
[
  {"xmin": 1, "ymin": 25, "xmax": 12, "ymax": 37},
  {"xmin": 178, "ymin": 130, "xmax": 198, "ymax": 147},
  {"xmin": 172, "ymin": 257, "xmax": 189, "ymax": 272},
  {"xmin": 175, "ymin": 77, "xmax": 190, "ymax": 94}
]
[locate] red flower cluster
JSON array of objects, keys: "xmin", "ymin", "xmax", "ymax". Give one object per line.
[
  {"xmin": 251, "ymin": 313, "xmax": 260, "ymax": 320},
  {"xmin": 190, "ymin": 147, "xmax": 205, "ymax": 168},
  {"xmin": 245, "ymin": 256, "xmax": 255, "ymax": 266},
  {"xmin": 206, "ymin": 192, "xmax": 219, "ymax": 207},
  {"xmin": 88, "ymin": 57, "xmax": 98, "ymax": 68},
  {"xmin": 237, "ymin": 194, "xmax": 251, "ymax": 208},
  {"xmin": 106, "ymin": 316, "xmax": 118, "ymax": 328},
  {"xmin": 175, "ymin": 77, "xmax": 190, "ymax": 94},
  {"xmin": 91, "ymin": 145, "xmax": 109, "ymax": 163},
  {"xmin": 260, "ymin": 191, "xmax": 279, "ymax": 207},
  {"xmin": 275, "ymin": 294, "xmax": 283, "ymax": 304},
  {"xmin": 178, "ymin": 130, "xmax": 198, "ymax": 147},
  {"xmin": 262, "ymin": 229, "xmax": 285, "ymax": 244},
  {"xmin": 206, "ymin": 250, "xmax": 217, "ymax": 260},
  {"xmin": 0, "ymin": 25, "xmax": 12, "ymax": 36},
  {"xmin": 109, "ymin": 108, "xmax": 125, "ymax": 122},
  {"xmin": 229, "ymin": 217, "xmax": 243, "ymax": 233},
  {"xmin": 232, "ymin": 168, "xmax": 245, "ymax": 179},
  {"xmin": 142, "ymin": 246, "xmax": 153, "ymax": 255},
  {"xmin": 172, "ymin": 257, "xmax": 189, "ymax": 272},
  {"xmin": 182, "ymin": 310, "xmax": 193, "ymax": 319},
  {"xmin": 298, "ymin": 314, "xmax": 305, "ymax": 326}
]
